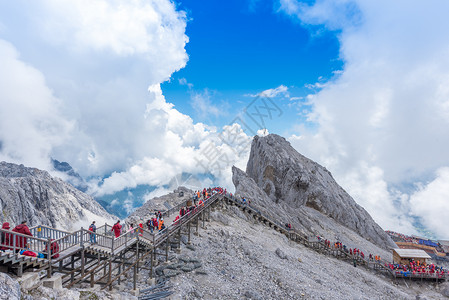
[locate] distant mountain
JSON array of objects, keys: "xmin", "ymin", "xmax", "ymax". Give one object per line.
[
  {"xmin": 233, "ymin": 134, "xmax": 396, "ymax": 250},
  {"xmin": 0, "ymin": 161, "xmax": 116, "ymax": 230},
  {"xmin": 52, "ymin": 158, "xmax": 88, "ymax": 192}
]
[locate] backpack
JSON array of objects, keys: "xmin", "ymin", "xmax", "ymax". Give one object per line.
[{"xmin": 89, "ymin": 225, "xmax": 94, "ymax": 232}]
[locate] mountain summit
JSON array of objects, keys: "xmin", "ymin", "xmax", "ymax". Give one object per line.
[
  {"xmin": 0, "ymin": 161, "xmax": 116, "ymax": 230},
  {"xmin": 233, "ymin": 134, "xmax": 396, "ymax": 250}
]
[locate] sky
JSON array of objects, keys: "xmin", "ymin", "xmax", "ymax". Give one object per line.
[{"xmin": 0, "ymin": 0, "xmax": 449, "ymax": 239}]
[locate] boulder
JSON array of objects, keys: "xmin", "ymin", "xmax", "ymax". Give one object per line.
[
  {"xmin": 275, "ymin": 248, "xmax": 287, "ymax": 260},
  {"xmin": 17, "ymin": 272, "xmax": 40, "ymax": 291}
]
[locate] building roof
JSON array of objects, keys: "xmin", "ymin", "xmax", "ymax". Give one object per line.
[
  {"xmin": 393, "ymin": 248, "xmax": 431, "ymax": 259},
  {"xmin": 438, "ymin": 240, "xmax": 449, "ymax": 246}
]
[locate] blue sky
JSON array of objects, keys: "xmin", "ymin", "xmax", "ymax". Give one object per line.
[
  {"xmin": 162, "ymin": 0, "xmax": 342, "ymax": 134},
  {"xmin": 1, "ymin": 0, "xmax": 449, "ymax": 238}
]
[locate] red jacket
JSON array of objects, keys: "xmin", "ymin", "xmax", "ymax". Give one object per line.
[
  {"xmin": 12, "ymin": 224, "xmax": 32, "ymax": 249},
  {"xmin": 45, "ymin": 239, "xmax": 60, "ymax": 259},
  {"xmin": 111, "ymin": 223, "xmax": 122, "ymax": 238},
  {"xmin": 0, "ymin": 222, "xmax": 11, "ymax": 250}
]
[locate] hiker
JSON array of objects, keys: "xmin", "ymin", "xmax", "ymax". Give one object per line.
[
  {"xmin": 89, "ymin": 221, "xmax": 97, "ymax": 244},
  {"xmin": 12, "ymin": 221, "xmax": 32, "ymax": 250},
  {"xmin": 153, "ymin": 217, "xmax": 158, "ymax": 230},
  {"xmin": 158, "ymin": 218, "xmax": 164, "ymax": 231},
  {"xmin": 111, "ymin": 221, "xmax": 122, "ymax": 238},
  {"xmin": 138, "ymin": 223, "xmax": 144, "ymax": 236},
  {"xmin": 173, "ymin": 215, "xmax": 180, "ymax": 225},
  {"xmin": 0, "ymin": 222, "xmax": 11, "ymax": 250},
  {"xmin": 147, "ymin": 219, "xmax": 153, "ymax": 233},
  {"xmin": 128, "ymin": 223, "xmax": 134, "ymax": 237}
]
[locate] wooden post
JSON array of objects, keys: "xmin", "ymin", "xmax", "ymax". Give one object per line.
[
  {"xmin": 81, "ymin": 250, "xmax": 85, "ymax": 276},
  {"xmin": 133, "ymin": 262, "xmax": 137, "ymax": 291},
  {"xmin": 165, "ymin": 239, "xmax": 169, "ymax": 262},
  {"xmin": 177, "ymin": 228, "xmax": 181, "ymax": 250},
  {"xmin": 188, "ymin": 221, "xmax": 191, "ymax": 245},
  {"xmin": 196, "ymin": 216, "xmax": 199, "ymax": 233},
  {"xmin": 136, "ymin": 242, "xmax": 140, "ymax": 272},
  {"xmin": 70, "ymin": 255, "xmax": 75, "ymax": 283},
  {"xmin": 150, "ymin": 248, "xmax": 154, "ymax": 279},
  {"xmin": 108, "ymin": 260, "xmax": 112, "ymax": 291},
  {"xmin": 202, "ymin": 211, "xmax": 205, "ymax": 228},
  {"xmin": 153, "ymin": 247, "xmax": 156, "ymax": 265},
  {"xmin": 90, "ymin": 272, "xmax": 94, "ymax": 288},
  {"xmin": 118, "ymin": 253, "xmax": 122, "ymax": 285},
  {"xmin": 47, "ymin": 237, "xmax": 52, "ymax": 278}
]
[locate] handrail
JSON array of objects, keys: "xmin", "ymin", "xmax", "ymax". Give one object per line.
[{"xmin": 0, "ymin": 228, "xmax": 50, "ymax": 258}]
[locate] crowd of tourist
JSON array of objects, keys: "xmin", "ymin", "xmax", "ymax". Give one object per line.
[{"xmin": 387, "ymin": 259, "xmax": 448, "ymax": 277}]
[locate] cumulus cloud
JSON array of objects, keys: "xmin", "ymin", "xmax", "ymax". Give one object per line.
[
  {"xmin": 282, "ymin": 0, "xmax": 449, "ymax": 237},
  {"xmin": 0, "ymin": 0, "xmax": 190, "ymax": 178},
  {"xmin": 0, "ymin": 39, "xmax": 73, "ymax": 170},
  {"xmin": 409, "ymin": 167, "xmax": 449, "ymax": 239}
]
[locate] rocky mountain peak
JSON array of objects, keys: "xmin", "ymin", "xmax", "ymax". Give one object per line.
[
  {"xmin": 233, "ymin": 134, "xmax": 396, "ymax": 250},
  {"xmin": 0, "ymin": 161, "xmax": 116, "ymax": 230}
]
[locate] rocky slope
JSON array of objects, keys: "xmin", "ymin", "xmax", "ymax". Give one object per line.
[
  {"xmin": 233, "ymin": 134, "xmax": 396, "ymax": 250},
  {"xmin": 0, "ymin": 161, "xmax": 116, "ymax": 230},
  {"xmin": 169, "ymin": 206, "xmax": 446, "ymax": 299},
  {"xmin": 128, "ymin": 186, "xmax": 193, "ymax": 221}
]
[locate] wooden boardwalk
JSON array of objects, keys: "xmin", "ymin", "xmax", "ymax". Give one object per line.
[{"xmin": 0, "ymin": 191, "xmax": 446, "ymax": 292}]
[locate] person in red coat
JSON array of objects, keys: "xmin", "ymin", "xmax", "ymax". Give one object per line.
[
  {"xmin": 12, "ymin": 221, "xmax": 32, "ymax": 250},
  {"xmin": 111, "ymin": 221, "xmax": 122, "ymax": 238},
  {"xmin": 0, "ymin": 222, "xmax": 11, "ymax": 250},
  {"xmin": 44, "ymin": 239, "xmax": 60, "ymax": 259}
]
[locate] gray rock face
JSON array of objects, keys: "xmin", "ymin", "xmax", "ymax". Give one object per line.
[
  {"xmin": 233, "ymin": 134, "xmax": 396, "ymax": 250},
  {"xmin": 129, "ymin": 186, "xmax": 193, "ymax": 221},
  {"xmin": 0, "ymin": 161, "xmax": 116, "ymax": 230},
  {"xmin": 0, "ymin": 273, "xmax": 20, "ymax": 300}
]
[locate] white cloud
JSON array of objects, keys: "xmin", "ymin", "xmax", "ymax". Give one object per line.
[
  {"xmin": 0, "ymin": 39, "xmax": 73, "ymax": 170},
  {"xmin": 281, "ymin": 0, "xmax": 449, "ymax": 237},
  {"xmin": 0, "ymin": 0, "xmax": 190, "ymax": 178},
  {"xmin": 409, "ymin": 167, "xmax": 449, "ymax": 239},
  {"xmin": 247, "ymin": 85, "xmax": 290, "ymax": 98},
  {"xmin": 190, "ymin": 89, "xmax": 224, "ymax": 118}
]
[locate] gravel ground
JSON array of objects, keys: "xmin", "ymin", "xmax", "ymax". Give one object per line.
[{"xmin": 163, "ymin": 206, "xmax": 447, "ymax": 300}]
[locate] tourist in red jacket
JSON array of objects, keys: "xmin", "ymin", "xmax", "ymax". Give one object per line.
[
  {"xmin": 44, "ymin": 239, "xmax": 60, "ymax": 259},
  {"xmin": 12, "ymin": 221, "xmax": 32, "ymax": 250},
  {"xmin": 111, "ymin": 221, "xmax": 122, "ymax": 238},
  {"xmin": 0, "ymin": 222, "xmax": 11, "ymax": 250}
]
